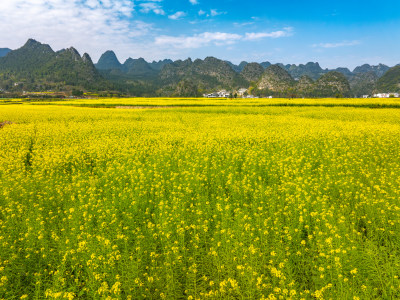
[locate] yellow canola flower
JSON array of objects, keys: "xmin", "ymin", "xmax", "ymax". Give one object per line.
[{"xmin": 0, "ymin": 98, "xmax": 400, "ymax": 299}]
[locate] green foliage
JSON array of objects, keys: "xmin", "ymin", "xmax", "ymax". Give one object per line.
[
  {"xmin": 159, "ymin": 57, "xmax": 249, "ymax": 94},
  {"xmin": 0, "ymin": 40, "xmax": 108, "ymax": 92},
  {"xmin": 349, "ymin": 72, "xmax": 378, "ymax": 97},
  {"xmin": 95, "ymin": 50, "xmax": 122, "ymax": 70},
  {"xmin": 72, "ymin": 89, "xmax": 84, "ymax": 97},
  {"xmin": 0, "ymin": 39, "xmax": 393, "ymax": 98},
  {"xmin": 241, "ymin": 63, "xmax": 264, "ymax": 82},
  {"xmin": 376, "ymin": 66, "xmax": 400, "ymax": 93},
  {"xmin": 174, "ymin": 79, "xmax": 200, "ymax": 97}
]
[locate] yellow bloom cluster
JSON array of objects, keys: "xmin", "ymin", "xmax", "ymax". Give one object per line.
[{"xmin": 1, "ymin": 98, "xmax": 400, "ymax": 299}]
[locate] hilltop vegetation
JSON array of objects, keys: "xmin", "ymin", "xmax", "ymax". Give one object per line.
[
  {"xmin": 253, "ymin": 66, "xmax": 351, "ymax": 98},
  {"xmin": 0, "ymin": 39, "xmax": 109, "ymax": 92},
  {"xmin": 241, "ymin": 63, "xmax": 265, "ymax": 83},
  {"xmin": 0, "ymin": 39, "xmax": 399, "ymax": 97},
  {"xmin": 376, "ymin": 66, "xmax": 400, "ymax": 92},
  {"xmin": 350, "ymin": 72, "xmax": 379, "ymax": 97}
]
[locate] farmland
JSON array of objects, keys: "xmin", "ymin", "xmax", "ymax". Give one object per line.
[{"xmin": 1, "ymin": 98, "xmax": 400, "ymax": 299}]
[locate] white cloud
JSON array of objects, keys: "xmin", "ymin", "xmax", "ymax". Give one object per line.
[
  {"xmin": 155, "ymin": 32, "xmax": 242, "ymax": 49},
  {"xmin": 210, "ymin": 9, "xmax": 224, "ymax": 16},
  {"xmin": 197, "ymin": 9, "xmax": 226, "ymax": 17},
  {"xmin": 233, "ymin": 22, "xmax": 255, "ymax": 27},
  {"xmin": 245, "ymin": 27, "xmax": 294, "ymax": 40},
  {"xmin": 0, "ymin": 0, "xmax": 163, "ymax": 61},
  {"xmin": 189, "ymin": 0, "xmax": 198, "ymax": 4},
  {"xmin": 169, "ymin": 11, "xmax": 186, "ymax": 20},
  {"xmin": 313, "ymin": 40, "xmax": 361, "ymax": 48},
  {"xmin": 155, "ymin": 28, "xmax": 293, "ymax": 49},
  {"xmin": 139, "ymin": 2, "xmax": 165, "ymax": 15},
  {"xmin": 0, "ymin": 1, "xmax": 295, "ymax": 63}
]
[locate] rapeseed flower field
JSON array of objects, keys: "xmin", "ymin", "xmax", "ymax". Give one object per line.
[{"xmin": 1, "ymin": 99, "xmax": 400, "ymax": 299}]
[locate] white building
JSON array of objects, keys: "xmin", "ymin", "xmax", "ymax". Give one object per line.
[
  {"xmin": 237, "ymin": 88, "xmax": 248, "ymax": 97},
  {"xmin": 204, "ymin": 90, "xmax": 230, "ymax": 98},
  {"xmin": 243, "ymin": 95, "xmax": 259, "ymax": 99},
  {"xmin": 218, "ymin": 90, "xmax": 230, "ymax": 97},
  {"xmin": 373, "ymin": 93, "xmax": 399, "ymax": 98}
]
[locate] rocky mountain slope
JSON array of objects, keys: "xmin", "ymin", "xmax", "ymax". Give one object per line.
[
  {"xmin": 160, "ymin": 57, "xmax": 248, "ymax": 92},
  {"xmin": 257, "ymin": 65, "xmax": 295, "ymax": 92},
  {"xmin": 376, "ymin": 66, "xmax": 400, "ymax": 92},
  {"xmin": 241, "ymin": 63, "xmax": 265, "ymax": 82},
  {"xmin": 96, "ymin": 50, "xmax": 123, "ymax": 70},
  {"xmin": 353, "ymin": 64, "xmax": 390, "ymax": 78},
  {"xmin": 0, "ymin": 39, "xmax": 398, "ymax": 97},
  {"xmin": 0, "ymin": 39, "xmax": 106, "ymax": 91},
  {"xmin": 349, "ymin": 72, "xmax": 379, "ymax": 97},
  {"xmin": 313, "ymin": 71, "xmax": 351, "ymax": 97}
]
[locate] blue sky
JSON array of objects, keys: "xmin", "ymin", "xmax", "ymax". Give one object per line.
[{"xmin": 1, "ymin": 0, "xmax": 400, "ymax": 69}]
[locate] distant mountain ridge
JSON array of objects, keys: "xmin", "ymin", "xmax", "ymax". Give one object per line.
[
  {"xmin": 376, "ymin": 66, "xmax": 400, "ymax": 93},
  {"xmin": 95, "ymin": 49, "xmax": 393, "ymax": 83},
  {"xmin": 253, "ymin": 65, "xmax": 351, "ymax": 97},
  {"xmin": 159, "ymin": 57, "xmax": 248, "ymax": 95},
  {"xmin": 0, "ymin": 48, "xmax": 11, "ymax": 58},
  {"xmin": 0, "ymin": 39, "xmax": 107, "ymax": 92},
  {"xmin": 228, "ymin": 61, "xmax": 389, "ymax": 80},
  {"xmin": 0, "ymin": 39, "xmax": 399, "ymax": 97},
  {"xmin": 96, "ymin": 50, "xmax": 122, "ymax": 70},
  {"xmin": 353, "ymin": 64, "xmax": 390, "ymax": 77}
]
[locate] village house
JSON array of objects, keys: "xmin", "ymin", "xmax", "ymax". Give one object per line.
[
  {"xmin": 203, "ymin": 90, "xmax": 230, "ymax": 98},
  {"xmin": 373, "ymin": 93, "xmax": 399, "ymax": 98},
  {"xmin": 242, "ymin": 95, "xmax": 259, "ymax": 99},
  {"xmin": 237, "ymin": 88, "xmax": 248, "ymax": 97}
]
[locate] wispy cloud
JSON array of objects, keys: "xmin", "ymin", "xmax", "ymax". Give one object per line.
[
  {"xmin": 244, "ymin": 27, "xmax": 294, "ymax": 40},
  {"xmin": 0, "ymin": 0, "xmax": 158, "ymax": 61},
  {"xmin": 139, "ymin": 2, "xmax": 165, "ymax": 15},
  {"xmin": 210, "ymin": 9, "xmax": 225, "ymax": 16},
  {"xmin": 189, "ymin": 0, "xmax": 199, "ymax": 4},
  {"xmin": 233, "ymin": 22, "xmax": 255, "ymax": 27},
  {"xmin": 197, "ymin": 9, "xmax": 226, "ymax": 17},
  {"xmin": 169, "ymin": 11, "xmax": 186, "ymax": 20},
  {"xmin": 154, "ymin": 28, "xmax": 293, "ymax": 49},
  {"xmin": 313, "ymin": 40, "xmax": 361, "ymax": 48},
  {"xmin": 155, "ymin": 32, "xmax": 242, "ymax": 48}
]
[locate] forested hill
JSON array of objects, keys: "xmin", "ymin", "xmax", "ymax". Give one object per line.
[{"xmin": 0, "ymin": 39, "xmax": 399, "ymax": 97}]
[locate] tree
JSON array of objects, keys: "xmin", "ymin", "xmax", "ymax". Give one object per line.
[
  {"xmin": 72, "ymin": 89, "xmax": 84, "ymax": 97},
  {"xmin": 335, "ymin": 93, "xmax": 343, "ymax": 98},
  {"xmin": 174, "ymin": 79, "xmax": 200, "ymax": 97}
]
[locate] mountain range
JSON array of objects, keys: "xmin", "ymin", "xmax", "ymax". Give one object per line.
[
  {"xmin": 0, "ymin": 39, "xmax": 399, "ymax": 97},
  {"xmin": 0, "ymin": 48, "xmax": 11, "ymax": 57}
]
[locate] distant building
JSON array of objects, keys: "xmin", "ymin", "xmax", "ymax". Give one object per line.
[
  {"xmin": 218, "ymin": 90, "xmax": 230, "ymax": 97},
  {"xmin": 362, "ymin": 95, "xmax": 369, "ymax": 98},
  {"xmin": 373, "ymin": 93, "xmax": 389, "ymax": 98},
  {"xmin": 242, "ymin": 95, "xmax": 259, "ymax": 99},
  {"xmin": 373, "ymin": 93, "xmax": 399, "ymax": 98},
  {"xmin": 203, "ymin": 90, "xmax": 230, "ymax": 98},
  {"xmin": 237, "ymin": 88, "xmax": 248, "ymax": 97}
]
